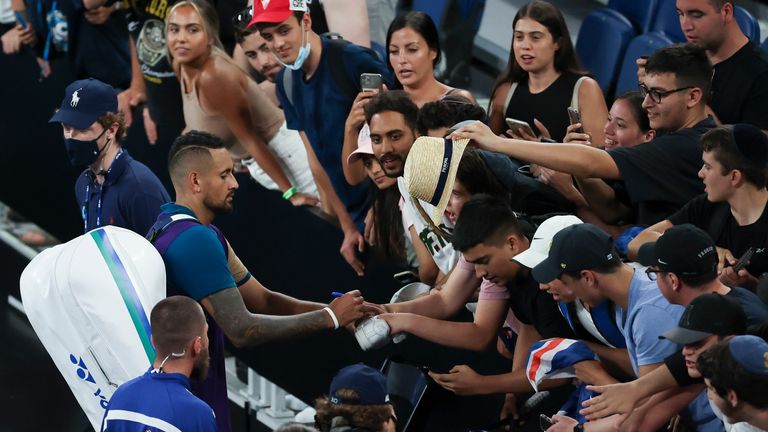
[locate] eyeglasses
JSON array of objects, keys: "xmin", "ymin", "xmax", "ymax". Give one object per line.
[
  {"xmin": 645, "ymin": 267, "xmax": 666, "ymax": 281},
  {"xmin": 232, "ymin": 5, "xmax": 253, "ymax": 31},
  {"xmin": 639, "ymin": 83, "xmax": 694, "ymax": 104}
]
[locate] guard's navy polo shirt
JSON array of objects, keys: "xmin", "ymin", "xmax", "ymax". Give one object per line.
[
  {"xmin": 75, "ymin": 150, "xmax": 170, "ymax": 235},
  {"xmin": 100, "ymin": 368, "xmax": 217, "ymax": 432}
]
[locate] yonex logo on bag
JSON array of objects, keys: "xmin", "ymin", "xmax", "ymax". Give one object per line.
[
  {"xmin": 70, "ymin": 354, "xmax": 96, "ymax": 383},
  {"xmin": 70, "ymin": 354, "xmax": 109, "ymax": 409}
]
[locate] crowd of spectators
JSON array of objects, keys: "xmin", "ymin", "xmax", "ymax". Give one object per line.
[{"xmin": 6, "ymin": 0, "xmax": 768, "ymax": 430}]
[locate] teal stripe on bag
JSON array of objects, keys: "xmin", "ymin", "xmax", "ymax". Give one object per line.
[{"xmin": 90, "ymin": 228, "xmax": 155, "ymax": 363}]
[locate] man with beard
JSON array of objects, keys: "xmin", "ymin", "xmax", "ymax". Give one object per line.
[
  {"xmin": 148, "ymin": 130, "xmax": 367, "ymax": 432},
  {"xmin": 100, "ymin": 296, "xmax": 216, "ymax": 431}
]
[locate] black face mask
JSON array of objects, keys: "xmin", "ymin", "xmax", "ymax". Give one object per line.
[{"xmin": 64, "ymin": 128, "xmax": 108, "ymax": 167}]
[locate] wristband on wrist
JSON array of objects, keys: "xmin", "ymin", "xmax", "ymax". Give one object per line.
[
  {"xmin": 282, "ymin": 186, "xmax": 298, "ymax": 200},
  {"xmin": 323, "ymin": 307, "xmax": 340, "ymax": 330}
]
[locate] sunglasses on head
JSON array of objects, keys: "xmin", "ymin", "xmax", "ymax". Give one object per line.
[{"xmin": 231, "ymin": 5, "xmax": 253, "ymax": 31}]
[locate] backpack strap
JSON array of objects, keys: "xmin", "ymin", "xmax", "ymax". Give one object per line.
[
  {"xmin": 323, "ymin": 36, "xmax": 364, "ymax": 101},
  {"xmin": 570, "ymin": 76, "xmax": 589, "ymax": 110},
  {"xmin": 146, "ymin": 213, "xmax": 227, "ymax": 258},
  {"xmin": 281, "ymin": 68, "xmax": 294, "ymax": 110},
  {"xmin": 500, "ymin": 82, "xmax": 518, "ymax": 118}
]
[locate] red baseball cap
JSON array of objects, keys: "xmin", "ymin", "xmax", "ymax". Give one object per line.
[{"xmin": 248, "ymin": 0, "xmax": 307, "ymax": 27}]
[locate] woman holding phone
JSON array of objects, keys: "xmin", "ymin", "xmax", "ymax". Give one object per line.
[
  {"xmin": 166, "ymin": 0, "xmax": 318, "ymax": 205},
  {"xmin": 487, "ymin": 0, "xmax": 608, "ymax": 144}
]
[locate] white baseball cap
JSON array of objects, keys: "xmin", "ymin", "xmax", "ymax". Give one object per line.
[{"xmin": 513, "ymin": 215, "xmax": 583, "ymax": 269}]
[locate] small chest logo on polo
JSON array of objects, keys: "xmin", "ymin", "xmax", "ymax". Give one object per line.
[{"xmin": 71, "ymin": 89, "xmax": 82, "ymax": 107}]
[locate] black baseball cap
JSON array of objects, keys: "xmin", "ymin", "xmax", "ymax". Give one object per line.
[
  {"xmin": 637, "ymin": 224, "xmax": 717, "ymax": 279},
  {"xmin": 660, "ymin": 293, "xmax": 746, "ymax": 345},
  {"xmin": 731, "ymin": 123, "xmax": 768, "ymax": 169},
  {"xmin": 49, "ymin": 78, "xmax": 118, "ymax": 129},
  {"xmin": 532, "ymin": 224, "xmax": 617, "ymax": 284}
]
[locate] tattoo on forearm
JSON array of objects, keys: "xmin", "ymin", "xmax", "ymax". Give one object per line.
[{"xmin": 205, "ymin": 288, "xmax": 329, "ymax": 347}]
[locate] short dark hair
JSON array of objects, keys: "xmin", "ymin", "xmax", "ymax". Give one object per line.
[
  {"xmin": 150, "ymin": 296, "xmax": 206, "ymax": 358},
  {"xmin": 456, "ymin": 148, "xmax": 508, "ymax": 199},
  {"xmin": 645, "ymin": 44, "xmax": 712, "ymax": 102},
  {"xmin": 253, "ymin": 10, "xmax": 305, "ymax": 32},
  {"xmin": 700, "ymin": 126, "xmax": 768, "ymax": 189},
  {"xmin": 709, "ymin": 0, "xmax": 734, "ymax": 9},
  {"xmin": 614, "ymin": 91, "xmax": 651, "ymax": 133},
  {"xmin": 452, "ymin": 194, "xmax": 521, "ymax": 252},
  {"xmin": 168, "ymin": 130, "xmax": 227, "ymax": 188},
  {"xmin": 698, "ymin": 340, "xmax": 768, "ymax": 409},
  {"xmin": 234, "ymin": 23, "xmax": 257, "ymax": 44},
  {"xmin": 364, "ymin": 90, "xmax": 418, "ymax": 132},
  {"xmin": 416, "ymin": 95, "xmax": 486, "ymax": 136},
  {"xmin": 560, "ymin": 254, "xmax": 623, "ymax": 280}
]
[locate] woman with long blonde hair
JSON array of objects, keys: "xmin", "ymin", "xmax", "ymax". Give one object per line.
[{"xmin": 166, "ymin": 0, "xmax": 318, "ymax": 205}]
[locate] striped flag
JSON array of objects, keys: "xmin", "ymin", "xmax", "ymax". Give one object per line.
[{"xmin": 526, "ymin": 338, "xmax": 598, "ymax": 391}]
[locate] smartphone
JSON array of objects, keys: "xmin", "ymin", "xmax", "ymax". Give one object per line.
[
  {"xmin": 505, "ymin": 118, "xmax": 536, "ymax": 137},
  {"xmin": 567, "ymin": 107, "xmax": 585, "ymax": 134},
  {"xmin": 732, "ymin": 247, "xmax": 754, "ymax": 273},
  {"xmin": 393, "ymin": 270, "xmax": 419, "ymax": 284},
  {"xmin": 14, "ymin": 11, "xmax": 27, "ymax": 29},
  {"xmin": 539, "ymin": 414, "xmax": 554, "ymax": 431},
  {"xmin": 360, "ymin": 73, "xmax": 383, "ymax": 92}
]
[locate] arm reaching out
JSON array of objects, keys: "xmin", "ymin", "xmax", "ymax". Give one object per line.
[{"xmin": 201, "ymin": 288, "xmax": 365, "ymax": 347}]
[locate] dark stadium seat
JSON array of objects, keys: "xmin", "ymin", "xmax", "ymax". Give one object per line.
[
  {"xmin": 614, "ymin": 32, "xmax": 675, "ymax": 96},
  {"xmin": 576, "ymin": 8, "xmax": 637, "ymax": 96}
]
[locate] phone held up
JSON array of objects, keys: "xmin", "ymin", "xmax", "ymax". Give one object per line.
[
  {"xmin": 567, "ymin": 107, "xmax": 584, "ymax": 134},
  {"xmin": 505, "ymin": 117, "xmax": 536, "ymax": 138},
  {"xmin": 360, "ymin": 73, "xmax": 383, "ymax": 92}
]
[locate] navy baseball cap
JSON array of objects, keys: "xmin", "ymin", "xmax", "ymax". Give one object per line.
[
  {"xmin": 49, "ymin": 78, "xmax": 118, "ymax": 129},
  {"xmin": 728, "ymin": 335, "xmax": 768, "ymax": 376},
  {"xmin": 660, "ymin": 293, "xmax": 746, "ymax": 345},
  {"xmin": 637, "ymin": 224, "xmax": 717, "ymax": 279},
  {"xmin": 532, "ymin": 224, "xmax": 617, "ymax": 284},
  {"xmin": 328, "ymin": 364, "xmax": 389, "ymax": 405}
]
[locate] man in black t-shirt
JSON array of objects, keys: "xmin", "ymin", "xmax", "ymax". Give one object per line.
[
  {"xmin": 675, "ymin": 0, "xmax": 768, "ymax": 130},
  {"xmin": 455, "ymin": 44, "xmax": 714, "ymax": 226},
  {"xmin": 630, "ymin": 124, "xmax": 768, "ymax": 290}
]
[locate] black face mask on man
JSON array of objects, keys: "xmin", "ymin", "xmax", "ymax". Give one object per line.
[{"xmin": 64, "ymin": 128, "xmax": 109, "ymax": 167}]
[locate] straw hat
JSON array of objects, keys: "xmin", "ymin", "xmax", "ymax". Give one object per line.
[{"xmin": 404, "ymin": 136, "xmax": 470, "ymax": 226}]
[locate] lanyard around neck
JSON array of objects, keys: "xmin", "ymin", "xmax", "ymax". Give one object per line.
[{"xmin": 82, "ymin": 149, "xmax": 124, "ymax": 232}]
